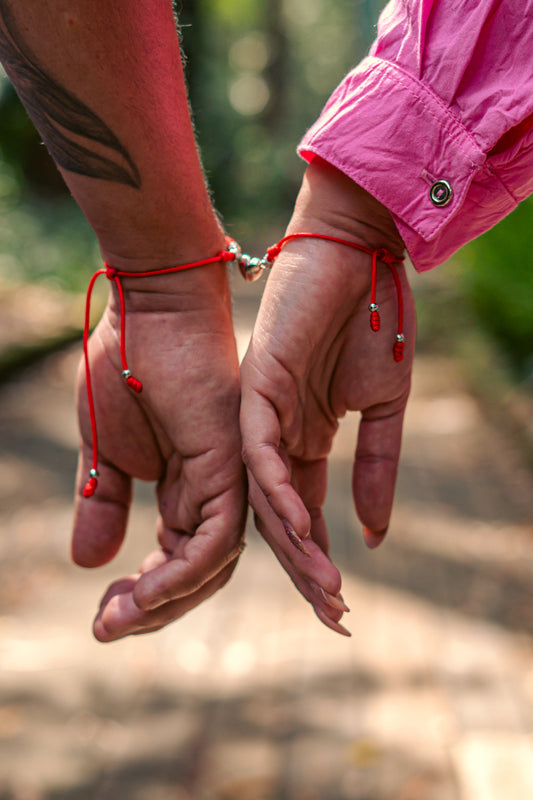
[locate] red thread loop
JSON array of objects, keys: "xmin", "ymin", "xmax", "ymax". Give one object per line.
[
  {"xmin": 264, "ymin": 232, "xmax": 406, "ymax": 360},
  {"xmin": 83, "ymin": 244, "xmax": 235, "ymax": 498}
]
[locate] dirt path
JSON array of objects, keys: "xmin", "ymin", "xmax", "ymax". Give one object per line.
[{"xmin": 1, "ymin": 294, "xmax": 533, "ymax": 799}]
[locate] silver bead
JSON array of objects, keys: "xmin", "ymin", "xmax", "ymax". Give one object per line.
[
  {"xmin": 226, "ymin": 239, "xmax": 242, "ymax": 259},
  {"xmin": 369, "ymin": 303, "xmax": 379, "ymax": 312},
  {"xmin": 239, "ymin": 254, "xmax": 266, "ymax": 282},
  {"xmin": 247, "ymin": 257, "xmax": 266, "ymax": 281},
  {"xmin": 122, "ymin": 369, "xmax": 131, "ymax": 379},
  {"xmin": 396, "ymin": 333, "xmax": 405, "ymax": 342},
  {"xmin": 89, "ymin": 468, "xmax": 99, "ymax": 478}
]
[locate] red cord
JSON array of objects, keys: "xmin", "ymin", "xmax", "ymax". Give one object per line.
[
  {"xmin": 369, "ymin": 250, "xmax": 381, "ymax": 331},
  {"xmin": 82, "ymin": 243, "xmax": 237, "ymax": 498},
  {"xmin": 82, "ymin": 233, "xmax": 406, "ymax": 499},
  {"xmin": 265, "ymin": 232, "xmax": 406, "ymax": 359}
]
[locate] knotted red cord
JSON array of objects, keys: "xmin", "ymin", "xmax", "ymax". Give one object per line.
[
  {"xmin": 82, "ymin": 233, "xmax": 405, "ymax": 498},
  {"xmin": 265, "ymin": 232, "xmax": 406, "ymax": 359},
  {"xmin": 82, "ymin": 242, "xmax": 238, "ymax": 498}
]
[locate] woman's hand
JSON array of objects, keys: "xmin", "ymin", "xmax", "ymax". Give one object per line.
[{"xmin": 240, "ymin": 158, "xmax": 416, "ymax": 635}]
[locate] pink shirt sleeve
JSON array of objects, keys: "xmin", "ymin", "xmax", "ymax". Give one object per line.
[{"xmin": 298, "ymin": 0, "xmax": 533, "ymax": 272}]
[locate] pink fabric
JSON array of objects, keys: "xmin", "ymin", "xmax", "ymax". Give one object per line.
[{"xmin": 298, "ymin": 0, "xmax": 533, "ymax": 272}]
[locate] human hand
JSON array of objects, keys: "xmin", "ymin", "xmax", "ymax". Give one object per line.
[
  {"xmin": 72, "ymin": 259, "xmax": 246, "ymax": 641},
  {"xmin": 240, "ymin": 158, "xmax": 416, "ymax": 635}
]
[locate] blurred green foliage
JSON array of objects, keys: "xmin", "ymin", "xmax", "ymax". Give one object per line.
[
  {"xmin": 179, "ymin": 0, "xmax": 369, "ymax": 239},
  {"xmin": 0, "ymin": 0, "xmax": 531, "ymax": 382},
  {"xmin": 460, "ymin": 196, "xmax": 533, "ymax": 380},
  {"xmin": 0, "ymin": 0, "xmax": 376, "ymax": 287}
]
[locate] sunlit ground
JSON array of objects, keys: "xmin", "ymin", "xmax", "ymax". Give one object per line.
[{"xmin": 1, "ymin": 276, "xmax": 533, "ymax": 800}]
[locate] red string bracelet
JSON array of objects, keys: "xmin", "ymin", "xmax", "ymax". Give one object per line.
[
  {"xmin": 236, "ymin": 232, "xmax": 406, "ymax": 362},
  {"xmin": 82, "ymin": 233, "xmax": 405, "ymax": 499},
  {"xmin": 82, "ymin": 239, "xmax": 238, "ymax": 498}
]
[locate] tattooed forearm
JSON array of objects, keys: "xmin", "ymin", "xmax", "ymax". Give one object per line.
[{"xmin": 0, "ymin": 1, "xmax": 141, "ymax": 188}]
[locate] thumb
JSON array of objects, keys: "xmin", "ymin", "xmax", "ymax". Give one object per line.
[
  {"xmin": 240, "ymin": 378, "xmax": 311, "ymax": 541},
  {"xmin": 352, "ymin": 404, "xmax": 406, "ymax": 549},
  {"xmin": 71, "ymin": 444, "xmax": 132, "ymax": 567}
]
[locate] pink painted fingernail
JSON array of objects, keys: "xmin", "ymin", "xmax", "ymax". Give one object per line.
[
  {"xmin": 283, "ymin": 521, "xmax": 311, "ymax": 557},
  {"xmin": 363, "ymin": 525, "xmax": 388, "ymax": 549},
  {"xmin": 310, "ymin": 581, "xmax": 350, "ymax": 612},
  {"xmin": 336, "ymin": 623, "xmax": 352, "ymax": 637}
]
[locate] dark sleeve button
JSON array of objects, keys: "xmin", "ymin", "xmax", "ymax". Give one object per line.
[{"xmin": 429, "ymin": 180, "xmax": 452, "ymax": 206}]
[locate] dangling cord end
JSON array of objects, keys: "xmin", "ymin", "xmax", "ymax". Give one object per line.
[
  {"xmin": 83, "ymin": 468, "xmax": 99, "ymax": 498},
  {"xmin": 83, "ymin": 268, "xmax": 107, "ymax": 499},
  {"xmin": 393, "ymin": 334, "xmax": 405, "ymax": 362},
  {"xmin": 110, "ymin": 268, "xmax": 143, "ymax": 394},
  {"xmin": 387, "ymin": 261, "xmax": 405, "ymax": 362},
  {"xmin": 122, "ymin": 369, "xmax": 142, "ymax": 393},
  {"xmin": 369, "ymin": 250, "xmax": 381, "ymax": 331}
]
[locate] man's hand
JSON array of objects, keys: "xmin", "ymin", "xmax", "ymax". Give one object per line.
[
  {"xmin": 72, "ymin": 262, "xmax": 246, "ymax": 641},
  {"xmin": 240, "ymin": 158, "xmax": 416, "ymax": 635}
]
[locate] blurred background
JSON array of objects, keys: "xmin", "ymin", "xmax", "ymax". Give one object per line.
[{"xmin": 1, "ymin": 1, "xmax": 533, "ymax": 798}]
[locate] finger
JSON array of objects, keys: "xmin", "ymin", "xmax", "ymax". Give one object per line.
[
  {"xmin": 93, "ymin": 561, "xmax": 237, "ymax": 641},
  {"xmin": 71, "ymin": 445, "xmax": 132, "ymax": 567},
  {"xmin": 352, "ymin": 403, "xmax": 406, "ymax": 549},
  {"xmin": 240, "ymin": 386, "xmax": 311, "ymax": 540},
  {"xmin": 289, "ymin": 457, "xmax": 330, "ymax": 555},
  {"xmin": 132, "ymin": 507, "xmax": 244, "ymax": 611},
  {"xmin": 250, "ymin": 470, "xmax": 342, "ymax": 598},
  {"xmin": 254, "ymin": 514, "xmax": 350, "ymax": 636},
  {"xmin": 314, "ymin": 605, "xmax": 352, "ymax": 637}
]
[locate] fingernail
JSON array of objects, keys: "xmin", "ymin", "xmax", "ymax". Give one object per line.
[
  {"xmin": 363, "ymin": 525, "xmax": 388, "ymax": 549},
  {"xmin": 283, "ymin": 521, "xmax": 311, "ymax": 557},
  {"xmin": 310, "ymin": 581, "xmax": 350, "ymax": 612},
  {"xmin": 336, "ymin": 623, "xmax": 352, "ymax": 637}
]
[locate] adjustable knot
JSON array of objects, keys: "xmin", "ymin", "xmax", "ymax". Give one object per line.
[
  {"xmin": 104, "ymin": 263, "xmax": 118, "ymax": 280},
  {"xmin": 219, "ymin": 248, "xmax": 235, "ymax": 263},
  {"xmin": 266, "ymin": 244, "xmax": 282, "ymax": 262},
  {"xmin": 123, "ymin": 369, "xmax": 143, "ymax": 393},
  {"xmin": 376, "ymin": 248, "xmax": 398, "ymax": 266}
]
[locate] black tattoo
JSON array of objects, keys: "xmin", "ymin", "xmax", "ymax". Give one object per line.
[{"xmin": 0, "ymin": 1, "xmax": 141, "ymax": 188}]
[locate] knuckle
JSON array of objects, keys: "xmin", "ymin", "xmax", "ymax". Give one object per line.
[{"xmin": 241, "ymin": 442, "xmax": 256, "ymax": 469}]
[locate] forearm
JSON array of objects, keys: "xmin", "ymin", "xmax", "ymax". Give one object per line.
[{"xmin": 0, "ymin": 0, "xmax": 223, "ymax": 268}]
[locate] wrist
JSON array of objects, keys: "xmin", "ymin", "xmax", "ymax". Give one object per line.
[
  {"xmin": 98, "ymin": 214, "xmax": 227, "ymax": 274},
  {"xmin": 291, "ymin": 157, "xmax": 405, "ymax": 256},
  {"xmin": 95, "ymin": 219, "xmax": 234, "ymax": 308}
]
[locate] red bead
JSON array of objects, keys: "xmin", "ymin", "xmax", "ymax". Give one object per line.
[
  {"xmin": 83, "ymin": 476, "xmax": 98, "ymax": 497},
  {"xmin": 393, "ymin": 341, "xmax": 405, "ymax": 362},
  {"xmin": 126, "ymin": 375, "xmax": 143, "ymax": 393},
  {"xmin": 370, "ymin": 311, "xmax": 381, "ymax": 331}
]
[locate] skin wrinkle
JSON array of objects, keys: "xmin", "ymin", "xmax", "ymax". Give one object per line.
[
  {"xmin": 256, "ymin": 359, "xmax": 325, "ymax": 457},
  {"xmin": 247, "ymin": 352, "xmax": 302, "ymax": 438}
]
